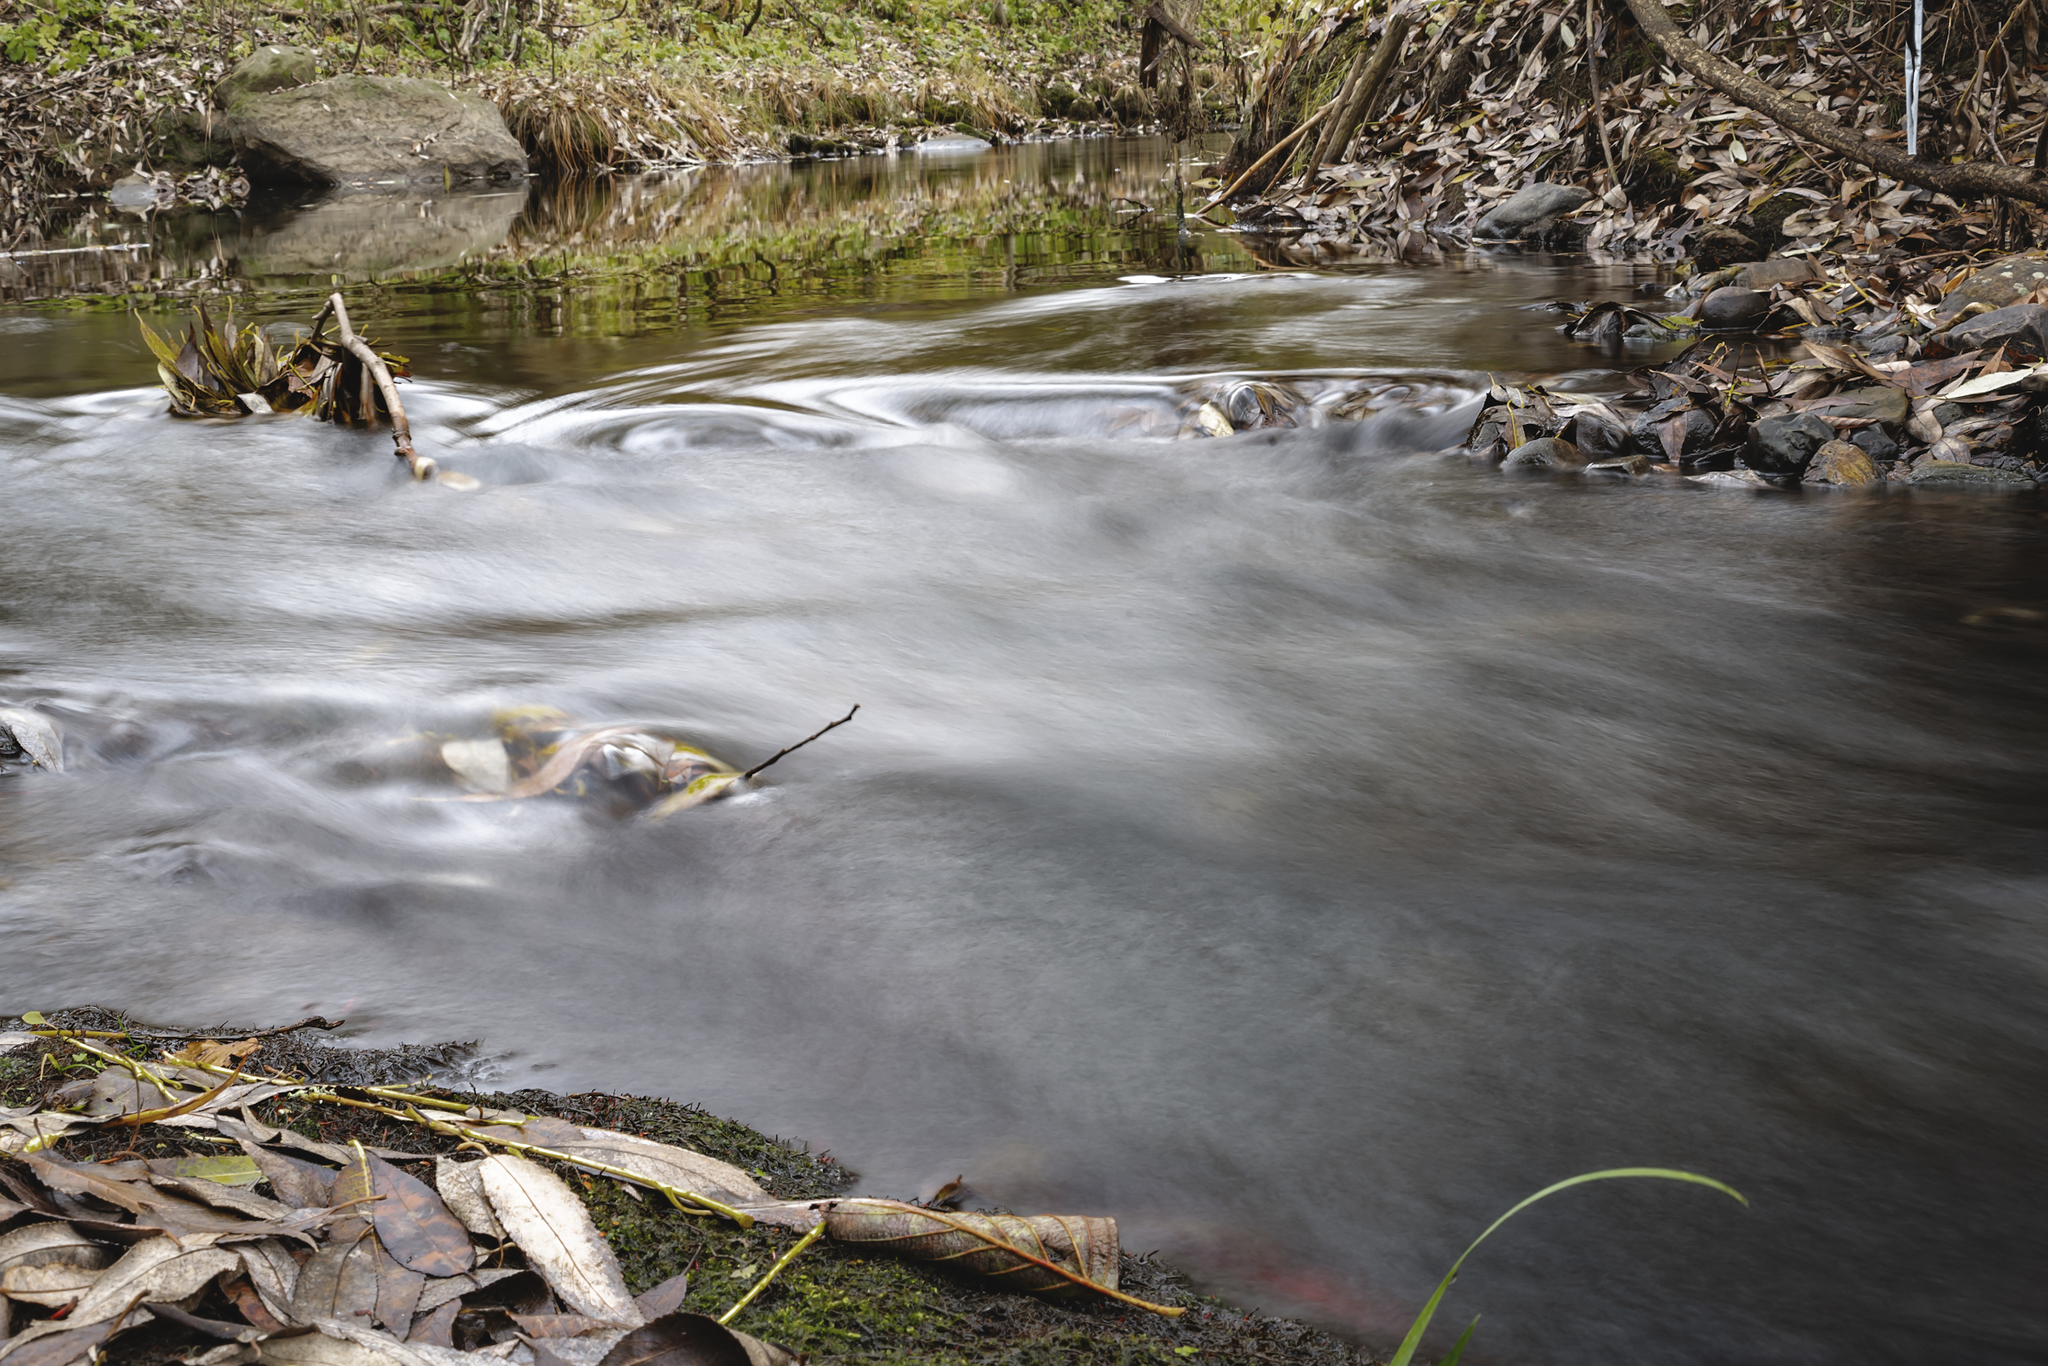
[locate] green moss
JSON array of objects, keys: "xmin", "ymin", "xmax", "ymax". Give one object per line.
[{"xmin": 1749, "ymin": 191, "xmax": 1807, "ymax": 241}]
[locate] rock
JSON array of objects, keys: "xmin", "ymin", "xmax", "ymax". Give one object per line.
[
  {"xmin": 214, "ymin": 45, "xmax": 317, "ymax": 111},
  {"xmin": 226, "ymin": 75, "xmax": 527, "ymax": 186},
  {"xmin": 1474, "ymin": 183, "xmax": 1592, "ymax": 239},
  {"xmin": 1568, "ymin": 408, "xmax": 1630, "ymax": 461},
  {"xmin": 1688, "ymin": 469, "xmax": 1775, "ymax": 488},
  {"xmin": 1745, "ymin": 412, "xmax": 1834, "ymax": 476},
  {"xmin": 1907, "ymin": 460, "xmax": 2038, "ymax": 489},
  {"xmin": 150, "ymin": 106, "xmax": 233, "ymax": 169},
  {"xmin": 1499, "ymin": 436, "xmax": 1584, "ymax": 470},
  {"xmin": 1934, "ymin": 252, "xmax": 2048, "ymax": 321},
  {"xmin": 1040, "ymin": 82, "xmax": 1091, "ymax": 119},
  {"xmin": 1700, "ymin": 287, "xmax": 1771, "ymax": 331},
  {"xmin": 1692, "ymin": 225, "xmax": 1760, "ymax": 271},
  {"xmin": 1947, "ymin": 303, "xmax": 2048, "ymax": 361},
  {"xmin": 1850, "ymin": 426, "xmax": 1901, "ymax": 463},
  {"xmin": 1734, "ymin": 257, "xmax": 1825, "ymax": 290},
  {"xmin": 1628, "ymin": 403, "xmax": 1717, "ymax": 461},
  {"xmin": 1586, "ymin": 453, "xmax": 1653, "ymax": 476},
  {"xmin": 1804, "ymin": 440, "xmax": 1879, "ymax": 487},
  {"xmin": 1825, "ymin": 385, "xmax": 1909, "ymax": 430},
  {"xmin": 0, "ymin": 707, "xmax": 63, "ymax": 771}
]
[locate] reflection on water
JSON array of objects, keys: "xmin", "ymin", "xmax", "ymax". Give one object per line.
[{"xmin": 3, "ymin": 137, "xmax": 2047, "ymax": 1366}]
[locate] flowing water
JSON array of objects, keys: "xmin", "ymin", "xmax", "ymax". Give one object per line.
[{"xmin": 3, "ymin": 136, "xmax": 2046, "ymax": 1366}]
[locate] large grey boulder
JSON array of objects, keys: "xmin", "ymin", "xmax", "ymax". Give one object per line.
[
  {"xmin": 1948, "ymin": 303, "xmax": 2048, "ymax": 360},
  {"xmin": 1473, "ymin": 183, "xmax": 1592, "ymax": 239},
  {"xmin": 226, "ymin": 76, "xmax": 527, "ymax": 187},
  {"xmin": 214, "ymin": 45, "xmax": 317, "ymax": 111}
]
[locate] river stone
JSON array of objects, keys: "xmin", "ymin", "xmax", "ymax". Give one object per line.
[
  {"xmin": 150, "ymin": 106, "xmax": 234, "ymax": 169},
  {"xmin": 1500, "ymin": 436, "xmax": 1583, "ymax": 470},
  {"xmin": 226, "ymin": 76, "xmax": 527, "ymax": 186},
  {"xmin": 1824, "ymin": 385, "xmax": 1909, "ymax": 429},
  {"xmin": 214, "ymin": 45, "xmax": 317, "ymax": 111},
  {"xmin": 1474, "ymin": 183, "xmax": 1592, "ymax": 239},
  {"xmin": 1701, "ymin": 287, "xmax": 1770, "ymax": 331},
  {"xmin": 1850, "ymin": 426, "xmax": 1900, "ymax": 463},
  {"xmin": 1735, "ymin": 257, "xmax": 1825, "ymax": 290},
  {"xmin": 1935, "ymin": 252, "xmax": 2048, "ymax": 320},
  {"xmin": 1745, "ymin": 412, "xmax": 1833, "ymax": 476},
  {"xmin": 1907, "ymin": 460, "xmax": 2038, "ymax": 489},
  {"xmin": 1947, "ymin": 303, "xmax": 2048, "ymax": 360},
  {"xmin": 1585, "ymin": 453, "xmax": 1653, "ymax": 476},
  {"xmin": 1692, "ymin": 225, "xmax": 1760, "ymax": 271},
  {"xmin": 1804, "ymin": 440, "xmax": 1878, "ymax": 488},
  {"xmin": 1568, "ymin": 408, "xmax": 1630, "ymax": 460}
]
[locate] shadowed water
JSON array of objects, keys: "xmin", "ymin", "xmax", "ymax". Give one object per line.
[{"xmin": 3, "ymin": 136, "xmax": 2046, "ymax": 1366}]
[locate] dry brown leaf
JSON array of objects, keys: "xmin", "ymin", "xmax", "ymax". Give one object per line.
[
  {"xmin": 821, "ymin": 1199, "xmax": 1119, "ymax": 1299},
  {"xmin": 477, "ymin": 1154, "xmax": 642, "ymax": 1325},
  {"xmin": 0, "ymin": 1224, "xmax": 108, "ymax": 1278},
  {"xmin": 66, "ymin": 1236, "xmax": 238, "ymax": 1327},
  {"xmin": 0, "ymin": 1263, "xmax": 101, "ymax": 1308},
  {"xmin": 594, "ymin": 1311, "xmax": 797, "ymax": 1366},
  {"xmin": 164, "ymin": 1038, "xmax": 264, "ymax": 1070},
  {"xmin": 356, "ymin": 1152, "xmax": 474, "ymax": 1279},
  {"xmin": 291, "ymin": 1233, "xmax": 381, "ymax": 1326}
]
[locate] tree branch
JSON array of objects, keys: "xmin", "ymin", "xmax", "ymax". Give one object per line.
[{"xmin": 1619, "ymin": 0, "xmax": 2048, "ymax": 205}]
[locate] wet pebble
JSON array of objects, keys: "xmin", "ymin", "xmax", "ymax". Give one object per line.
[
  {"xmin": 1500, "ymin": 436, "xmax": 1583, "ymax": 471},
  {"xmin": 1745, "ymin": 413, "xmax": 1834, "ymax": 477},
  {"xmin": 1700, "ymin": 286, "xmax": 1770, "ymax": 331},
  {"xmin": 1804, "ymin": 440, "xmax": 1879, "ymax": 488}
]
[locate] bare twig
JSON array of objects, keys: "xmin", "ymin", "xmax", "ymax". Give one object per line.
[
  {"xmin": 743, "ymin": 704, "xmax": 859, "ymax": 780},
  {"xmin": 322, "ymin": 292, "xmax": 434, "ymax": 480},
  {"xmin": 1200, "ymin": 94, "xmax": 1341, "ymax": 210},
  {"xmin": 718, "ymin": 1221, "xmax": 826, "ymax": 1324},
  {"xmin": 1586, "ymin": 0, "xmax": 1621, "ymax": 190}
]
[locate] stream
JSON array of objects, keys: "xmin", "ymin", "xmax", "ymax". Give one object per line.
[{"xmin": 3, "ymin": 135, "xmax": 2046, "ymax": 1366}]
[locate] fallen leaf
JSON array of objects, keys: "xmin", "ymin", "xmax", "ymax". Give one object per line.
[
  {"xmin": 290, "ymin": 1233, "xmax": 380, "ymax": 1326},
  {"xmin": 552, "ymin": 1129, "xmax": 770, "ymax": 1210},
  {"xmin": 359, "ymin": 1152, "xmax": 474, "ymax": 1278},
  {"xmin": 477, "ymin": 1154, "xmax": 642, "ymax": 1325},
  {"xmin": 432, "ymin": 1157, "xmax": 504, "ymax": 1241},
  {"xmin": 634, "ymin": 1272, "xmax": 690, "ymax": 1321},
  {"xmin": 822, "ymin": 1199, "xmax": 1119, "ymax": 1299},
  {"xmin": 158, "ymin": 1154, "xmax": 267, "ymax": 1189},
  {"xmin": 66, "ymin": 1236, "xmax": 238, "ymax": 1327},
  {"xmin": 0, "ymin": 1224, "xmax": 108, "ymax": 1278},
  {"xmin": 239, "ymin": 1141, "xmax": 337, "ymax": 1209},
  {"xmin": 0, "ymin": 1263, "xmax": 101, "ymax": 1308},
  {"xmin": 595, "ymin": 1310, "xmax": 797, "ymax": 1366}
]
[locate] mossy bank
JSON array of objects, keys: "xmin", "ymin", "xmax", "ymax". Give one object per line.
[{"xmin": 0, "ymin": 1008, "xmax": 1379, "ymax": 1365}]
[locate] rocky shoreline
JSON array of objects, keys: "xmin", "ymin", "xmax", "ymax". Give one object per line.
[{"xmin": 1451, "ymin": 232, "xmax": 2048, "ymax": 492}]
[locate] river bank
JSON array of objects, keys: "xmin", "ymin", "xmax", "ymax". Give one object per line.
[{"xmin": 0, "ymin": 1008, "xmax": 1378, "ymax": 1365}]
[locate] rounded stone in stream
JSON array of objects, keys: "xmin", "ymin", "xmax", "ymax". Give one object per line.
[
  {"xmin": 1745, "ymin": 413, "xmax": 1834, "ymax": 476},
  {"xmin": 1948, "ymin": 303, "xmax": 2048, "ymax": 360},
  {"xmin": 1500, "ymin": 436, "xmax": 1584, "ymax": 471},
  {"xmin": 1908, "ymin": 460, "xmax": 2038, "ymax": 489},
  {"xmin": 1692, "ymin": 226, "xmax": 1761, "ymax": 271},
  {"xmin": 1850, "ymin": 426, "xmax": 1901, "ymax": 464},
  {"xmin": 1805, "ymin": 440, "xmax": 1879, "ymax": 488},
  {"xmin": 1700, "ymin": 286, "xmax": 1771, "ymax": 331},
  {"xmin": 1473, "ymin": 183, "xmax": 1593, "ymax": 239},
  {"xmin": 1569, "ymin": 409, "xmax": 1629, "ymax": 461}
]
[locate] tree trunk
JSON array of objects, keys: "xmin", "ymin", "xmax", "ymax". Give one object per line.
[
  {"xmin": 1619, "ymin": 0, "xmax": 2048, "ymax": 207},
  {"xmin": 1318, "ymin": 11, "xmax": 1412, "ymax": 172}
]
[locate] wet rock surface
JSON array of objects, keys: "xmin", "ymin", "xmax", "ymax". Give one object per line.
[
  {"xmin": 1746, "ymin": 413, "xmax": 1834, "ymax": 477},
  {"xmin": 226, "ymin": 75, "xmax": 528, "ymax": 186},
  {"xmin": 1474, "ymin": 182, "xmax": 1592, "ymax": 239},
  {"xmin": 1500, "ymin": 435, "xmax": 1583, "ymax": 469},
  {"xmin": 1700, "ymin": 286, "xmax": 1770, "ymax": 331},
  {"xmin": 214, "ymin": 45, "xmax": 318, "ymax": 111},
  {"xmin": 1947, "ymin": 303, "xmax": 2048, "ymax": 360},
  {"xmin": 1805, "ymin": 440, "xmax": 1879, "ymax": 487}
]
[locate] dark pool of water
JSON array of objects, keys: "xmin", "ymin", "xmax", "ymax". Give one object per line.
[{"xmin": 3, "ymin": 136, "xmax": 2046, "ymax": 1366}]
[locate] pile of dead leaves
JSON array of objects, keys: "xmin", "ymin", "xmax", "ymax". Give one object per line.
[
  {"xmin": 1227, "ymin": 0, "xmax": 2039, "ymax": 264},
  {"xmin": 139, "ymin": 303, "xmax": 410, "ymax": 424},
  {"xmin": 1468, "ymin": 248, "xmax": 2048, "ymax": 489},
  {"xmin": 0, "ymin": 1022, "xmax": 1169, "ymax": 1365}
]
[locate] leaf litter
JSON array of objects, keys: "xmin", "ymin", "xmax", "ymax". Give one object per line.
[{"xmin": 5, "ymin": 1010, "xmax": 1744, "ymax": 1364}]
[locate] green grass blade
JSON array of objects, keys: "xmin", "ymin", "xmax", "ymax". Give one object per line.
[
  {"xmin": 1436, "ymin": 1315, "xmax": 1479, "ymax": 1366},
  {"xmin": 1386, "ymin": 1168, "xmax": 1746, "ymax": 1366}
]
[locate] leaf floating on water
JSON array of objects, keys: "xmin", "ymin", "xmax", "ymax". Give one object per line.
[
  {"xmin": 477, "ymin": 1154, "xmax": 642, "ymax": 1326},
  {"xmin": 435, "ymin": 470, "xmax": 483, "ymax": 491},
  {"xmin": 595, "ymin": 1310, "xmax": 797, "ymax": 1366}
]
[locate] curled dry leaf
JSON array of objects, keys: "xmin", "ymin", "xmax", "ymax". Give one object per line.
[
  {"xmin": 413, "ymin": 1267, "xmax": 523, "ymax": 1317},
  {"xmin": 0, "ymin": 1307, "xmax": 143, "ymax": 1366},
  {"xmin": 477, "ymin": 1154, "xmax": 643, "ymax": 1326},
  {"xmin": 595, "ymin": 1310, "xmax": 798, "ymax": 1366},
  {"xmin": 822, "ymin": 1199, "xmax": 1119, "ymax": 1299}
]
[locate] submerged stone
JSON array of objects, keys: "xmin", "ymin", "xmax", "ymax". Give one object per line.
[
  {"xmin": 1908, "ymin": 460, "xmax": 2038, "ymax": 489},
  {"xmin": 1500, "ymin": 436, "xmax": 1583, "ymax": 470}
]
